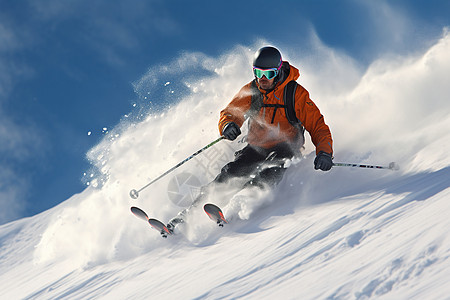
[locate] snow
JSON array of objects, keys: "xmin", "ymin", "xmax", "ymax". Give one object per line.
[{"xmin": 1, "ymin": 33, "xmax": 450, "ymax": 299}]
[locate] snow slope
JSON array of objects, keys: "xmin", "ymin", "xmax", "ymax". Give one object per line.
[{"xmin": 1, "ymin": 33, "xmax": 450, "ymax": 299}]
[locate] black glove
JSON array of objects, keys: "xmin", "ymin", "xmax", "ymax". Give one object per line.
[
  {"xmin": 314, "ymin": 151, "xmax": 333, "ymax": 171},
  {"xmin": 222, "ymin": 122, "xmax": 241, "ymax": 141}
]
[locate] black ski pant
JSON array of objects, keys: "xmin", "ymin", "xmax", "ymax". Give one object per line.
[
  {"xmin": 173, "ymin": 143, "xmax": 296, "ymax": 220},
  {"xmin": 213, "ymin": 142, "xmax": 295, "ymax": 188}
]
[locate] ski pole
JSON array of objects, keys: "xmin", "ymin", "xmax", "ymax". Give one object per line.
[
  {"xmin": 333, "ymin": 161, "xmax": 399, "ymax": 170},
  {"xmin": 130, "ymin": 136, "xmax": 225, "ymax": 199}
]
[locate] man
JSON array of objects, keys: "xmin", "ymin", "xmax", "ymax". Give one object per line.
[
  {"xmin": 217, "ymin": 46, "xmax": 333, "ymax": 184},
  {"xmin": 167, "ymin": 46, "xmax": 333, "ymax": 231}
]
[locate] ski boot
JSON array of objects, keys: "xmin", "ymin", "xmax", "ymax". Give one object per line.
[{"xmin": 166, "ymin": 208, "xmax": 188, "ymax": 234}]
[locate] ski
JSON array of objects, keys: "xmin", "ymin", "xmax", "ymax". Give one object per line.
[
  {"xmin": 148, "ymin": 218, "xmax": 173, "ymax": 238},
  {"xmin": 130, "ymin": 204, "xmax": 228, "ymax": 238},
  {"xmin": 204, "ymin": 203, "xmax": 228, "ymax": 227},
  {"xmin": 130, "ymin": 206, "xmax": 173, "ymax": 238}
]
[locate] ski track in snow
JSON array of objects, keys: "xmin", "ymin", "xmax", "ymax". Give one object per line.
[{"xmin": 1, "ymin": 32, "xmax": 450, "ymax": 299}]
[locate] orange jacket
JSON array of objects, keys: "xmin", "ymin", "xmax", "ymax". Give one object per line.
[{"xmin": 219, "ymin": 62, "xmax": 333, "ymax": 155}]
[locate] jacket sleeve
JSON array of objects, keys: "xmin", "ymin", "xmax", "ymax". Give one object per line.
[
  {"xmin": 295, "ymin": 85, "xmax": 333, "ymax": 155},
  {"xmin": 218, "ymin": 83, "xmax": 253, "ymax": 135}
]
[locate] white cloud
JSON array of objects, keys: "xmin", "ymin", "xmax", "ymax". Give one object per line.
[
  {"xmin": 0, "ymin": 22, "xmax": 19, "ymax": 98},
  {"xmin": 359, "ymin": 0, "xmax": 441, "ymax": 58},
  {"xmin": 29, "ymin": 0, "xmax": 179, "ymax": 67},
  {"xmin": 0, "ymin": 168, "xmax": 27, "ymax": 223},
  {"xmin": 0, "ymin": 106, "xmax": 42, "ymax": 223},
  {"xmin": 0, "ymin": 22, "xmax": 19, "ymax": 52},
  {"xmin": 0, "ymin": 22, "xmax": 43, "ymax": 224}
]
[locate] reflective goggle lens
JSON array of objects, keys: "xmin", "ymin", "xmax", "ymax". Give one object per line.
[{"xmin": 253, "ymin": 67, "xmax": 278, "ymax": 80}]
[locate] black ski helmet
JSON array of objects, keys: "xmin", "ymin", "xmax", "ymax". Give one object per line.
[{"xmin": 253, "ymin": 46, "xmax": 282, "ymax": 70}]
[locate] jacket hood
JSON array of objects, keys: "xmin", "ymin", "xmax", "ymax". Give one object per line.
[{"xmin": 277, "ymin": 62, "xmax": 299, "ymax": 88}]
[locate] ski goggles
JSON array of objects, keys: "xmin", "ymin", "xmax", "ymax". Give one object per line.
[{"xmin": 253, "ymin": 66, "xmax": 280, "ymax": 80}]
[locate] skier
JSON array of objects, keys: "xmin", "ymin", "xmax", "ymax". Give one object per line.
[{"xmin": 167, "ymin": 46, "xmax": 333, "ymax": 231}]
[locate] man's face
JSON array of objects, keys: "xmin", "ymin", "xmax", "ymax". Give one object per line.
[{"xmin": 257, "ymin": 75, "xmax": 275, "ymax": 90}]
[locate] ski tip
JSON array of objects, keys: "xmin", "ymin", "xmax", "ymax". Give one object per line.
[
  {"xmin": 131, "ymin": 206, "xmax": 149, "ymax": 221},
  {"xmin": 204, "ymin": 203, "xmax": 228, "ymax": 224},
  {"xmin": 149, "ymin": 218, "xmax": 173, "ymax": 237}
]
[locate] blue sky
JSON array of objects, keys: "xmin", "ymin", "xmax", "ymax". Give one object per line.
[{"xmin": 0, "ymin": 0, "xmax": 448, "ymax": 224}]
